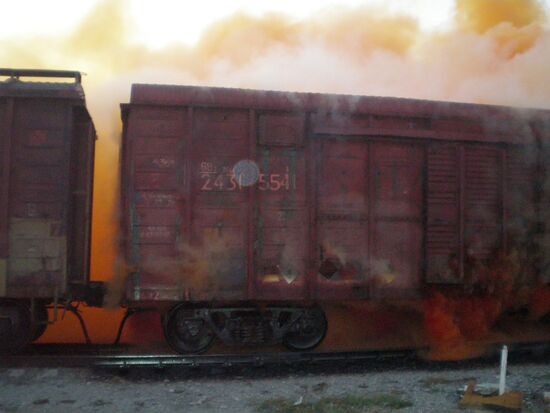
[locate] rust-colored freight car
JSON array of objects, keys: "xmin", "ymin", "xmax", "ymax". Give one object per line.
[
  {"xmin": 121, "ymin": 84, "xmax": 549, "ymax": 353},
  {"xmin": 0, "ymin": 69, "xmax": 102, "ymax": 351}
]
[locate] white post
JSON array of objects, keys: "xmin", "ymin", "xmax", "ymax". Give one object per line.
[{"xmin": 499, "ymin": 345, "xmax": 508, "ymax": 395}]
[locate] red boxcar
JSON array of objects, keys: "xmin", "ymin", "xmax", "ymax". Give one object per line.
[
  {"xmin": 0, "ymin": 69, "xmax": 100, "ymax": 350},
  {"xmin": 120, "ymin": 84, "xmax": 548, "ymax": 353}
]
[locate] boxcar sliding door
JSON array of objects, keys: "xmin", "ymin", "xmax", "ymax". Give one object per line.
[
  {"xmin": 371, "ymin": 143, "xmax": 423, "ymax": 298},
  {"xmin": 315, "ymin": 139, "xmax": 370, "ymax": 299},
  {"xmin": 314, "ymin": 138, "xmax": 423, "ymax": 300}
]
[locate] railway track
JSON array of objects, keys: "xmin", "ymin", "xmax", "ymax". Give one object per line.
[
  {"xmin": 0, "ymin": 344, "xmax": 415, "ymax": 369},
  {"xmin": 1, "ymin": 342, "xmax": 548, "ymax": 370}
]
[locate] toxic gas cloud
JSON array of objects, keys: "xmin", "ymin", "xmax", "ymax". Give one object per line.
[{"xmin": 1, "ymin": 0, "xmax": 549, "ymax": 346}]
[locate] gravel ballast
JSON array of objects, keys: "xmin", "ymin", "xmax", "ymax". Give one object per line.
[{"xmin": 0, "ymin": 360, "xmax": 549, "ymax": 412}]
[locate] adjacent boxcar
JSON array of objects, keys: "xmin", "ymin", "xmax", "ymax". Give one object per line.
[
  {"xmin": 0, "ymin": 69, "xmax": 100, "ymax": 350},
  {"xmin": 121, "ymin": 84, "xmax": 548, "ymax": 353}
]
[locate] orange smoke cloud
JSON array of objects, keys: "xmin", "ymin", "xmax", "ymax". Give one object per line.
[
  {"xmin": 455, "ymin": 0, "xmax": 547, "ymax": 59},
  {"xmin": 196, "ymin": 12, "xmax": 299, "ymax": 68},
  {"xmin": 67, "ymin": 1, "xmax": 128, "ymax": 54},
  {"xmin": 456, "ymin": 0, "xmax": 546, "ymax": 33},
  {"xmin": 423, "ymin": 293, "xmax": 501, "ymax": 360},
  {"xmin": 306, "ymin": 7, "xmax": 420, "ymax": 57},
  {"xmin": 0, "ymin": 0, "xmax": 548, "ymax": 345}
]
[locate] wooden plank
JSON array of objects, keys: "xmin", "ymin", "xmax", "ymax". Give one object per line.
[{"xmin": 459, "ymin": 382, "xmax": 523, "ymax": 411}]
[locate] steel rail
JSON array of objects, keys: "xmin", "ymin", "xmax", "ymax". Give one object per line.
[
  {"xmin": 0, "ymin": 346, "xmax": 414, "ymax": 369},
  {"xmin": 94, "ymin": 349, "xmax": 415, "ymax": 369},
  {"xmin": 0, "ymin": 342, "xmax": 547, "ymax": 370}
]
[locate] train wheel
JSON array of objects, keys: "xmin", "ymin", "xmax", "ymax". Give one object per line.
[
  {"xmin": 283, "ymin": 306, "xmax": 327, "ymax": 351},
  {"xmin": 0, "ymin": 301, "xmax": 33, "ymax": 353},
  {"xmin": 163, "ymin": 305, "xmax": 215, "ymax": 354}
]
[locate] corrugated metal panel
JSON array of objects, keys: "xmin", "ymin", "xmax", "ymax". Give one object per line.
[
  {"xmin": 426, "ymin": 144, "xmax": 461, "ymax": 283},
  {"xmin": 426, "ymin": 144, "xmax": 505, "ymax": 283},
  {"xmin": 505, "ymin": 147, "xmax": 534, "ymax": 245},
  {"xmin": 463, "ymin": 145, "xmax": 502, "ymax": 260}
]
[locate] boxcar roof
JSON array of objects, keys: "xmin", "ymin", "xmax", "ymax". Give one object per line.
[
  {"xmin": 0, "ymin": 78, "xmax": 86, "ymax": 100},
  {"xmin": 128, "ymin": 83, "xmax": 550, "ymax": 123}
]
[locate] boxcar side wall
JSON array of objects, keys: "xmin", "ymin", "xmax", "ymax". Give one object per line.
[
  {"xmin": 122, "ymin": 106, "xmax": 188, "ymax": 301},
  {"xmin": 0, "ymin": 98, "xmax": 12, "ymax": 296},
  {"xmin": 0, "ymin": 93, "xmax": 95, "ymax": 299},
  {"xmin": 5, "ymin": 98, "xmax": 72, "ymax": 298},
  {"xmin": 122, "ymin": 97, "xmax": 539, "ymax": 305},
  {"xmin": 66, "ymin": 107, "xmax": 96, "ymax": 286}
]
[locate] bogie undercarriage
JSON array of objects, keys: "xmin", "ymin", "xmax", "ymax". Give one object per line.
[{"xmin": 162, "ymin": 304, "xmax": 328, "ymax": 354}]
